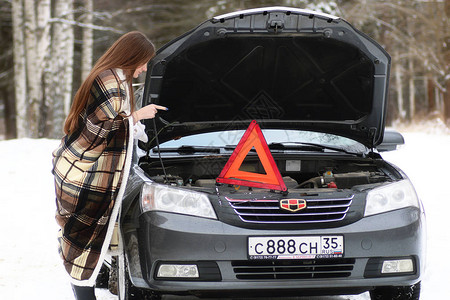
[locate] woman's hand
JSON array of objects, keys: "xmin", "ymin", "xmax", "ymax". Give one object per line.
[{"xmin": 132, "ymin": 104, "xmax": 168, "ymax": 124}]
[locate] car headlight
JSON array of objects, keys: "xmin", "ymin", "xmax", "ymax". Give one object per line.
[
  {"xmin": 141, "ymin": 182, "xmax": 217, "ymax": 219},
  {"xmin": 365, "ymin": 179, "xmax": 419, "ymax": 217}
]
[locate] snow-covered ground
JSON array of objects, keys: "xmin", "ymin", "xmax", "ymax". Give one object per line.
[{"xmin": 1, "ymin": 124, "xmax": 449, "ymax": 299}]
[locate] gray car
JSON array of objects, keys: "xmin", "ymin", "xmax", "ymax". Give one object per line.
[{"xmin": 110, "ymin": 6, "xmax": 426, "ymax": 300}]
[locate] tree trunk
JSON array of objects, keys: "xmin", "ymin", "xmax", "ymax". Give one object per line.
[
  {"xmin": 443, "ymin": 0, "xmax": 450, "ymax": 124},
  {"xmin": 37, "ymin": 0, "xmax": 51, "ymax": 137},
  {"xmin": 81, "ymin": 0, "xmax": 93, "ymax": 81},
  {"xmin": 51, "ymin": 0, "xmax": 74, "ymax": 139},
  {"xmin": 444, "ymin": 80, "xmax": 450, "ymax": 124},
  {"xmin": 63, "ymin": 1, "xmax": 74, "ymax": 118},
  {"xmin": 408, "ymin": 58, "xmax": 415, "ymax": 120},
  {"xmin": 23, "ymin": 0, "xmax": 41, "ymax": 137},
  {"xmin": 407, "ymin": 18, "xmax": 415, "ymax": 121},
  {"xmin": 11, "ymin": 0, "xmax": 27, "ymax": 138},
  {"xmin": 37, "ymin": 0, "xmax": 51, "ymax": 69},
  {"xmin": 426, "ymin": 75, "xmax": 435, "ymax": 114},
  {"xmin": 394, "ymin": 52, "xmax": 406, "ymax": 121},
  {"xmin": 2, "ymin": 88, "xmax": 16, "ymax": 139},
  {"xmin": 50, "ymin": 3, "xmax": 64, "ymax": 138}
]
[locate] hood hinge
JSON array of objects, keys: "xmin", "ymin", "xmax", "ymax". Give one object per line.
[{"xmin": 368, "ymin": 127, "xmax": 377, "ymax": 153}]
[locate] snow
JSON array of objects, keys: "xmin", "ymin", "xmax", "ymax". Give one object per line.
[{"xmin": 0, "ymin": 125, "xmax": 449, "ymax": 299}]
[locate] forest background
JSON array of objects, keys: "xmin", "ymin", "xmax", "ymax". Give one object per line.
[{"xmin": 0, "ymin": 0, "xmax": 449, "ymax": 139}]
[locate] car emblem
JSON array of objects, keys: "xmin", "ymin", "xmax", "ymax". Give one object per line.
[{"xmin": 280, "ymin": 199, "xmax": 307, "ymax": 212}]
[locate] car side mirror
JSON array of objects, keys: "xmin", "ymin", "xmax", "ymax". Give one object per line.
[{"xmin": 376, "ymin": 129, "xmax": 405, "ymax": 152}]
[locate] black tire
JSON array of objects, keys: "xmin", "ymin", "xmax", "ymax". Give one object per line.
[
  {"xmin": 117, "ymin": 254, "xmax": 161, "ymax": 300},
  {"xmin": 370, "ymin": 281, "xmax": 421, "ymax": 300},
  {"xmin": 95, "ymin": 262, "xmax": 110, "ymax": 289},
  {"xmin": 108, "ymin": 257, "xmax": 118, "ymax": 295}
]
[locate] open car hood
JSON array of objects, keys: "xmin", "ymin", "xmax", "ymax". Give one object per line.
[{"xmin": 142, "ymin": 7, "xmax": 391, "ymax": 150}]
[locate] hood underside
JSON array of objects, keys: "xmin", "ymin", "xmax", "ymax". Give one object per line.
[{"xmin": 142, "ymin": 7, "xmax": 391, "ymax": 150}]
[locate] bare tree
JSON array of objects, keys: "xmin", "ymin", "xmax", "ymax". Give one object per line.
[
  {"xmin": 24, "ymin": 0, "xmax": 51, "ymax": 137},
  {"xmin": 50, "ymin": 0, "xmax": 74, "ymax": 138},
  {"xmin": 10, "ymin": 0, "xmax": 51, "ymax": 138},
  {"xmin": 442, "ymin": 0, "xmax": 450, "ymax": 122},
  {"xmin": 81, "ymin": 0, "xmax": 93, "ymax": 81},
  {"xmin": 0, "ymin": 1, "xmax": 15, "ymax": 139},
  {"xmin": 407, "ymin": 20, "xmax": 415, "ymax": 120},
  {"xmin": 11, "ymin": 0, "xmax": 27, "ymax": 138},
  {"xmin": 341, "ymin": 0, "xmax": 449, "ymax": 124},
  {"xmin": 393, "ymin": 50, "xmax": 406, "ymax": 121},
  {"xmin": 4, "ymin": 0, "xmax": 448, "ymax": 140}
]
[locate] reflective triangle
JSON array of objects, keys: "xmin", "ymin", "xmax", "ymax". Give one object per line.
[{"xmin": 216, "ymin": 120, "xmax": 287, "ymax": 191}]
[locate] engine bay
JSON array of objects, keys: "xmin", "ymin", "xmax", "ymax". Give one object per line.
[{"xmin": 139, "ymin": 154, "xmax": 399, "ymax": 192}]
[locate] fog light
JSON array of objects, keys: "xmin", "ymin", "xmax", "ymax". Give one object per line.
[
  {"xmin": 381, "ymin": 259, "xmax": 414, "ymax": 274},
  {"xmin": 157, "ymin": 264, "xmax": 199, "ymax": 278}
]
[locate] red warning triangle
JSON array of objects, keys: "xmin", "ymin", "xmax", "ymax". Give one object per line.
[{"xmin": 216, "ymin": 120, "xmax": 287, "ymax": 191}]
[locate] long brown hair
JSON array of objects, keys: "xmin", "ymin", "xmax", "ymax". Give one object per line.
[{"xmin": 64, "ymin": 31, "xmax": 155, "ymax": 134}]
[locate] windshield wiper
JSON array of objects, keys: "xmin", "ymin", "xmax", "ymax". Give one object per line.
[
  {"xmin": 223, "ymin": 142, "xmax": 358, "ymax": 155},
  {"xmin": 154, "ymin": 143, "xmax": 361, "ymax": 156},
  {"xmin": 268, "ymin": 142, "xmax": 324, "ymax": 152},
  {"xmin": 268, "ymin": 142, "xmax": 361, "ymax": 156},
  {"xmin": 153, "ymin": 145, "xmax": 221, "ymax": 154}
]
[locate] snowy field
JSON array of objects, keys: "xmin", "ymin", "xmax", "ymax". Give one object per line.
[{"xmin": 1, "ymin": 123, "xmax": 449, "ymax": 300}]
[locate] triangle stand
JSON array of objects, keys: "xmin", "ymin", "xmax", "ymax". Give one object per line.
[{"xmin": 216, "ymin": 120, "xmax": 287, "ymax": 192}]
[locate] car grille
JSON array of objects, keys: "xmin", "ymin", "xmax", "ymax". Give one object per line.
[
  {"xmin": 232, "ymin": 258, "xmax": 355, "ymax": 280},
  {"xmin": 226, "ymin": 195, "xmax": 353, "ymax": 224}
]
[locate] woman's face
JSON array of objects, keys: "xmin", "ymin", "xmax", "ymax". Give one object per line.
[{"xmin": 133, "ymin": 62, "xmax": 148, "ymax": 78}]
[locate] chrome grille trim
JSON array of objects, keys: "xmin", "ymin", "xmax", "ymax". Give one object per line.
[
  {"xmin": 232, "ymin": 258, "xmax": 355, "ymax": 280},
  {"xmin": 226, "ymin": 195, "xmax": 353, "ymax": 224},
  {"xmin": 237, "ymin": 208, "xmax": 350, "ymax": 217},
  {"xmin": 236, "ymin": 215, "xmax": 346, "ymax": 224}
]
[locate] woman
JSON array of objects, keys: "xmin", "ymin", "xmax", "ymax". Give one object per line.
[{"xmin": 52, "ymin": 31, "xmax": 166, "ymax": 299}]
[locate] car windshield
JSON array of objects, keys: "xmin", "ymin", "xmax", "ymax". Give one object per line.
[{"xmin": 155, "ymin": 130, "xmax": 367, "ymax": 154}]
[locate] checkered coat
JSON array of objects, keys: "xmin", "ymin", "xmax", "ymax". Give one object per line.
[{"xmin": 52, "ymin": 69, "xmax": 133, "ymax": 285}]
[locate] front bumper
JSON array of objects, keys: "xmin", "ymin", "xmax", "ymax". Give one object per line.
[{"xmin": 124, "ymin": 206, "xmax": 425, "ymax": 297}]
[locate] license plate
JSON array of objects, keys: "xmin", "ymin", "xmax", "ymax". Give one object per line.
[{"xmin": 248, "ymin": 236, "xmax": 344, "ymax": 259}]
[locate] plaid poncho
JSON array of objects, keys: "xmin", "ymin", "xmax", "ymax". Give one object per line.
[{"xmin": 52, "ymin": 69, "xmax": 133, "ymax": 286}]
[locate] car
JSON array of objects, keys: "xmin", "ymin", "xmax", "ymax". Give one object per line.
[{"xmin": 109, "ymin": 6, "xmax": 426, "ymax": 300}]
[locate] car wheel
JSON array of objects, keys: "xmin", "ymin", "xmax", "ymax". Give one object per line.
[
  {"xmin": 95, "ymin": 262, "xmax": 110, "ymax": 289},
  {"xmin": 116, "ymin": 253, "xmax": 162, "ymax": 300},
  {"xmin": 370, "ymin": 282, "xmax": 421, "ymax": 300}
]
